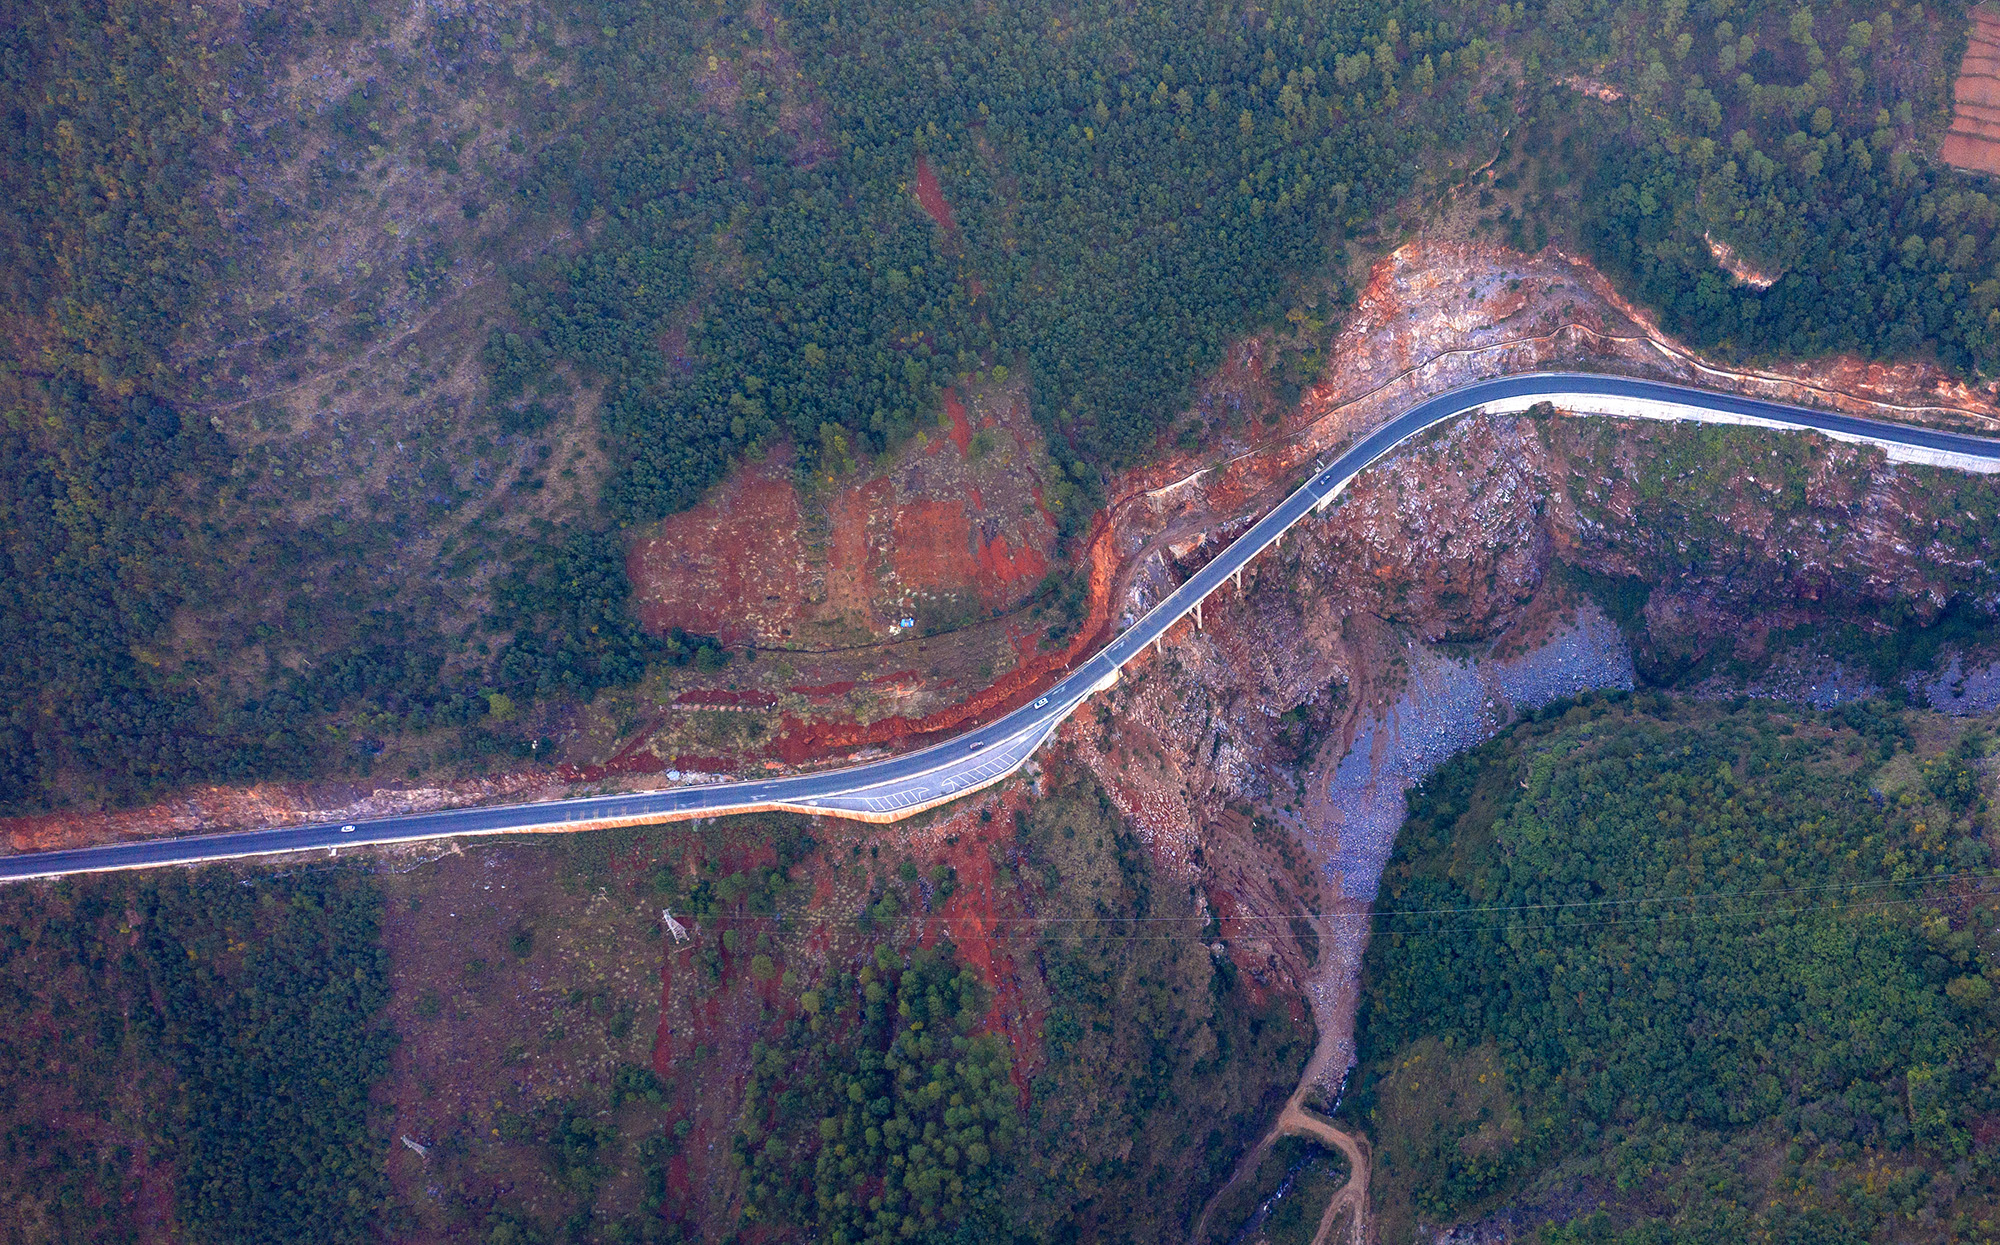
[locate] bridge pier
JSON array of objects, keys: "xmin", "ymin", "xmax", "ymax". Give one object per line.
[
  {"xmin": 1231, "ymin": 566, "xmax": 1243, "ymax": 595},
  {"xmin": 1194, "ymin": 600, "xmax": 1203, "ymax": 629}
]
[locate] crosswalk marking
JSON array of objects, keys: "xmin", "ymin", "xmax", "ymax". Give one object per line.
[
  {"xmin": 857, "ymin": 787, "xmax": 931, "ymax": 813},
  {"xmin": 845, "ymin": 753, "xmax": 1023, "ymax": 811}
]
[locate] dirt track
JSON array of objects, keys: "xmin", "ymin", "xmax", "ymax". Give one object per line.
[
  {"xmin": 1187, "ymin": 1084, "xmax": 1372, "ymax": 1245},
  {"xmin": 1189, "ymin": 911, "xmax": 1373, "ymax": 1244},
  {"xmin": 1282, "ymin": 1104, "xmax": 1370, "ymax": 1245}
]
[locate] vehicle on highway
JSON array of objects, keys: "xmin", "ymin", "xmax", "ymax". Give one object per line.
[
  {"xmin": 340, "ymin": 824, "xmax": 356, "ymax": 833},
  {"xmin": 1033, "ymin": 696, "xmax": 1049, "ymax": 708},
  {"xmin": 969, "ymin": 742, "xmax": 985, "ymax": 752}
]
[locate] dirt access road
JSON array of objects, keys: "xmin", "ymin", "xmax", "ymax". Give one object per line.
[
  {"xmin": 1190, "ymin": 951, "xmax": 1374, "ymax": 1245},
  {"xmin": 1186, "ymin": 1093, "xmax": 1371, "ymax": 1245},
  {"xmin": 1287, "ymin": 1104, "xmax": 1370, "ymax": 1245}
]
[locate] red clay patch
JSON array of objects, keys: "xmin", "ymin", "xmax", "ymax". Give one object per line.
[
  {"xmin": 914, "ymin": 156, "xmax": 957, "ymax": 233},
  {"xmin": 879, "ymin": 498, "xmax": 1049, "ymax": 606},
  {"xmin": 975, "ymin": 531, "xmax": 1048, "ymax": 587},
  {"xmin": 887, "ymin": 500, "xmax": 978, "ymax": 592},
  {"xmin": 944, "ymin": 389, "xmax": 973, "ymax": 454},
  {"xmin": 770, "ymin": 512, "xmax": 1117, "ymax": 763},
  {"xmin": 618, "ymin": 379, "xmax": 1057, "ymax": 668},
  {"xmin": 823, "ymin": 476, "xmax": 897, "ymax": 619},
  {"xmin": 627, "ymin": 454, "xmax": 808, "ymax": 645},
  {"xmin": 623, "ymin": 425, "xmax": 1051, "ymax": 648}
]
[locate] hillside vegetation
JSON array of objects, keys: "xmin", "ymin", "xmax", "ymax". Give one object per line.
[
  {"xmin": 1352, "ymin": 693, "xmax": 2000, "ymax": 1243},
  {"xmin": 709, "ymin": 781, "xmax": 1310, "ymax": 1243},
  {"xmin": 0, "ymin": 867, "xmax": 394, "ymax": 1245},
  {"xmin": 0, "ymin": 777, "xmax": 1312, "ymax": 1244},
  {"xmin": 499, "ymin": 0, "xmax": 1519, "ymax": 521},
  {"xmin": 0, "ymin": 0, "xmax": 1520, "ymax": 811},
  {"xmin": 1573, "ymin": 0, "xmax": 2000, "ymax": 374}
]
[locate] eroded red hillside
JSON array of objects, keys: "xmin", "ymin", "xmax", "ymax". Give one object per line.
[{"xmin": 627, "ymin": 381, "xmax": 1057, "ymax": 648}]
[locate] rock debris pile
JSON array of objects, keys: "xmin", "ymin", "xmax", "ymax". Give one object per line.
[
  {"xmin": 1917, "ymin": 653, "xmax": 2000, "ymax": 716},
  {"xmin": 1321, "ymin": 604, "xmax": 1635, "ymax": 904}
]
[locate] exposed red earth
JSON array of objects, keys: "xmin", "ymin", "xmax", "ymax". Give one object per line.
[
  {"xmin": 626, "ymin": 384, "xmax": 1058, "ymax": 648},
  {"xmin": 912, "ymin": 155, "xmax": 958, "ymax": 234}
]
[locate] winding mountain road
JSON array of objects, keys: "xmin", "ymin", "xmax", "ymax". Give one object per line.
[{"xmin": 6, "ymin": 372, "xmax": 1999, "ymax": 883}]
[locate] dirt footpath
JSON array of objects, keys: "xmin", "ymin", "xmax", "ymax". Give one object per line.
[{"xmin": 1189, "ymin": 980, "xmax": 1374, "ymax": 1244}]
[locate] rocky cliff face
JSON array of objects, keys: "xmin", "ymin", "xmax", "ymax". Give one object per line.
[
  {"xmin": 1307, "ymin": 409, "xmax": 2000, "ymax": 664},
  {"xmin": 1050, "ymin": 402, "xmax": 2000, "ymax": 1104},
  {"xmin": 1546, "ymin": 418, "xmax": 1999, "ymax": 646}
]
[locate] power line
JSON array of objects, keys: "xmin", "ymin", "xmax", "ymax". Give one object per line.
[{"xmin": 649, "ymin": 867, "xmax": 1998, "ymax": 943}]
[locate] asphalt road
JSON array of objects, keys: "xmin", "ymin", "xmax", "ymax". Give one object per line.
[{"xmin": 7, "ymin": 371, "xmax": 2000, "ymax": 882}]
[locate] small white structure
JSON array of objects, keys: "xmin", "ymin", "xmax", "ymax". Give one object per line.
[{"xmin": 662, "ymin": 909, "xmax": 690, "ymax": 944}]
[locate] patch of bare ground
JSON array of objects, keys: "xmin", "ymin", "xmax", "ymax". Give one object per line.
[
  {"xmin": 374, "ymin": 840, "xmax": 671, "ymax": 1239},
  {"xmin": 156, "ymin": 1, "xmax": 628, "ymax": 662},
  {"xmin": 1702, "ymin": 230, "xmax": 1783, "ymax": 289},
  {"xmin": 1944, "ymin": 7, "xmax": 2000, "ymax": 175},
  {"xmin": 186, "ymin": 0, "xmax": 572, "ymax": 419},
  {"xmin": 628, "ymin": 377, "xmax": 1061, "ymax": 649}
]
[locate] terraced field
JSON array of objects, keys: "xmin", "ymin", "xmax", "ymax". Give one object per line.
[{"xmin": 1943, "ymin": 5, "xmax": 2000, "ymax": 175}]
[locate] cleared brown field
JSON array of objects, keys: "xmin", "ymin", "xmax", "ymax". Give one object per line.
[{"xmin": 1942, "ymin": 6, "xmax": 2000, "ymax": 174}]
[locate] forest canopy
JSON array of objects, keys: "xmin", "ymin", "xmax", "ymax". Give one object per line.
[
  {"xmin": 1569, "ymin": 0, "xmax": 2000, "ymax": 374},
  {"xmin": 0, "ymin": 867, "xmax": 396, "ymax": 1244},
  {"xmin": 1352, "ymin": 695, "xmax": 2000, "ymax": 1242},
  {"xmin": 497, "ymin": 0, "xmax": 1517, "ymax": 518}
]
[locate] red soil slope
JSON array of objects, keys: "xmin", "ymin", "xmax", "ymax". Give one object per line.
[
  {"xmin": 628, "ymin": 383, "xmax": 1057, "ymax": 647},
  {"xmin": 913, "ymin": 155, "xmax": 958, "ymax": 234}
]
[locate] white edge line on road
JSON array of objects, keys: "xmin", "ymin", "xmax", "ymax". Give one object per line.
[{"xmin": 1477, "ymin": 393, "xmax": 2000, "ymax": 473}]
